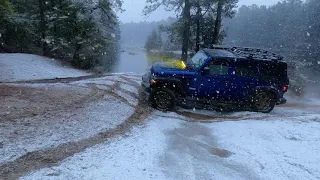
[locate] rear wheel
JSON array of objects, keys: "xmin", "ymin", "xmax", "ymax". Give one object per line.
[
  {"xmin": 150, "ymin": 88, "xmax": 175, "ymax": 111},
  {"xmin": 253, "ymin": 91, "xmax": 276, "ymax": 113}
]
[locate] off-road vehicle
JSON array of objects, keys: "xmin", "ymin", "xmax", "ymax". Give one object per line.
[{"xmin": 141, "ymin": 46, "xmax": 289, "ymax": 113}]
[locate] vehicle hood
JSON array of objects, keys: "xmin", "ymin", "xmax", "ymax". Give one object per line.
[{"xmin": 151, "ymin": 61, "xmax": 196, "ymax": 78}]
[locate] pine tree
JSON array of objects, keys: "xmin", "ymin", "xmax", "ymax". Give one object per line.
[
  {"xmin": 1, "ymin": 0, "xmax": 122, "ymax": 70},
  {"xmin": 145, "ymin": 29, "xmax": 163, "ymax": 51}
]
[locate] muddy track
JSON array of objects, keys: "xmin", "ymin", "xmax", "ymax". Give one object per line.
[
  {"xmin": 175, "ymin": 111, "xmax": 275, "ymax": 122},
  {"xmin": 0, "ymin": 81, "xmax": 152, "ymax": 180},
  {"xmin": 0, "ymin": 74, "xmax": 139, "ymax": 122},
  {"xmin": 0, "ymin": 74, "xmax": 111, "ymax": 84},
  {"xmin": 0, "ymin": 73, "xmax": 142, "ymax": 85},
  {"xmin": 119, "ymin": 75, "xmax": 141, "ymax": 87},
  {"xmin": 0, "ymin": 83, "xmax": 111, "ymax": 122}
]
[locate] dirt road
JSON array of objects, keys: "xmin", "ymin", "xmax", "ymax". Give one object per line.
[{"xmin": 0, "ymin": 75, "xmax": 152, "ymax": 179}]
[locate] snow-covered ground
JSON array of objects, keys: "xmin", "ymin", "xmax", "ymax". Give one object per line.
[
  {"xmin": 1, "ymin": 54, "xmax": 320, "ymax": 180},
  {"xmin": 21, "ymin": 111, "xmax": 320, "ymax": 180},
  {"xmin": 0, "ymin": 91, "xmax": 134, "ymax": 164},
  {"xmin": 0, "ymin": 53, "xmax": 89, "ymax": 82}
]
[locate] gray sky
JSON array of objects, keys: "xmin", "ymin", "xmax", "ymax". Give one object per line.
[{"xmin": 118, "ymin": 0, "xmax": 281, "ymax": 23}]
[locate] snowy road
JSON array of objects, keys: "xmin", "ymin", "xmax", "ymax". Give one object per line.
[{"xmin": 1, "ymin": 54, "xmax": 320, "ymax": 180}]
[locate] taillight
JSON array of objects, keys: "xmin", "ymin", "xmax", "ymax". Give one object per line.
[{"xmin": 282, "ymin": 85, "xmax": 288, "ymax": 92}]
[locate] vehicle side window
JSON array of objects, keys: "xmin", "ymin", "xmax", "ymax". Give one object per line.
[
  {"xmin": 235, "ymin": 64, "xmax": 256, "ymax": 78},
  {"xmin": 259, "ymin": 63, "xmax": 287, "ymax": 82},
  {"xmin": 190, "ymin": 51, "xmax": 208, "ymax": 69},
  {"xmin": 207, "ymin": 61, "xmax": 229, "ymax": 75}
]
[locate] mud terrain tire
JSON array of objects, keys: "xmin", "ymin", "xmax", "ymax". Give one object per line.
[
  {"xmin": 150, "ymin": 88, "xmax": 175, "ymax": 111},
  {"xmin": 253, "ymin": 91, "xmax": 276, "ymax": 113}
]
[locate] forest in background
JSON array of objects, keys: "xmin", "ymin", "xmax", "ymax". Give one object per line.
[
  {"xmin": 224, "ymin": 0, "xmax": 320, "ymax": 69},
  {"xmin": 0, "ymin": 0, "xmax": 122, "ymax": 70},
  {"xmin": 140, "ymin": 0, "xmax": 319, "ymax": 73}
]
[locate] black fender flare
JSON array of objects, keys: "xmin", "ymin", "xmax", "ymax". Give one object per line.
[
  {"xmin": 150, "ymin": 77, "xmax": 186, "ymax": 96},
  {"xmin": 254, "ymin": 86, "xmax": 279, "ymax": 100}
]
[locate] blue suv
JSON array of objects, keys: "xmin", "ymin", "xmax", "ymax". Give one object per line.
[{"xmin": 142, "ymin": 46, "xmax": 289, "ymax": 113}]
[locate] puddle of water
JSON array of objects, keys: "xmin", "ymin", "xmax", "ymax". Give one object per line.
[
  {"xmin": 113, "ymin": 49, "xmax": 150, "ymax": 73},
  {"xmin": 112, "ymin": 47, "xmax": 183, "ymax": 74},
  {"xmin": 208, "ymin": 148, "xmax": 232, "ymax": 158}
]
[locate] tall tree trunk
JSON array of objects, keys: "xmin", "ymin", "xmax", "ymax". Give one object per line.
[
  {"xmin": 50, "ymin": 0, "xmax": 57, "ymax": 49},
  {"xmin": 212, "ymin": 0, "xmax": 223, "ymax": 45},
  {"xmin": 38, "ymin": 0, "xmax": 47, "ymax": 56},
  {"xmin": 195, "ymin": 0, "xmax": 201, "ymax": 52},
  {"xmin": 181, "ymin": 0, "xmax": 191, "ymax": 61}
]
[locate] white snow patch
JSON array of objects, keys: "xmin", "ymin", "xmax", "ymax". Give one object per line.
[
  {"xmin": 69, "ymin": 79, "xmax": 115, "ymax": 87},
  {"xmin": 120, "ymin": 83, "xmax": 138, "ymax": 95},
  {"xmin": 153, "ymin": 110, "xmax": 187, "ymax": 120},
  {"xmin": 177, "ymin": 107, "xmax": 260, "ymax": 118},
  {"xmin": 208, "ymin": 118, "xmax": 320, "ymax": 180},
  {"xmin": 96, "ymin": 84, "xmax": 110, "ymax": 91},
  {"xmin": 100, "ymin": 75, "xmax": 127, "ymax": 83},
  {"xmin": 114, "ymin": 90, "xmax": 138, "ymax": 106},
  {"xmin": 0, "ymin": 53, "xmax": 89, "ymax": 82}
]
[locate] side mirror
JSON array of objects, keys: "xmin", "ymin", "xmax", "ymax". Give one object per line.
[{"xmin": 202, "ymin": 67, "xmax": 210, "ymax": 75}]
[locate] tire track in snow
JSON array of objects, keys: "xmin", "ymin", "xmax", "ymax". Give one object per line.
[
  {"xmin": 0, "ymin": 74, "xmax": 108, "ymax": 84},
  {"xmin": 0, "ymin": 73, "xmax": 138, "ymax": 84},
  {"xmin": 0, "ymin": 78, "xmax": 153, "ymax": 180}
]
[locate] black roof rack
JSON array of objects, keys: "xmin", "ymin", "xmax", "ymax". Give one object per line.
[{"xmin": 208, "ymin": 45, "xmax": 284, "ymax": 61}]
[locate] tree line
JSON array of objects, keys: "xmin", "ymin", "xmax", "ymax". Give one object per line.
[
  {"xmin": 0, "ymin": 0, "xmax": 122, "ymax": 70},
  {"xmin": 225, "ymin": 0, "xmax": 320, "ymax": 69},
  {"xmin": 144, "ymin": 0, "xmax": 320, "ymax": 72},
  {"xmin": 144, "ymin": 0, "xmax": 238, "ymax": 61}
]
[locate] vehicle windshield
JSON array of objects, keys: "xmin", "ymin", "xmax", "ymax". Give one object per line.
[{"xmin": 188, "ymin": 51, "xmax": 209, "ymax": 69}]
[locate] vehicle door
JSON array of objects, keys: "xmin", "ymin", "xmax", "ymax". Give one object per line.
[
  {"xmin": 185, "ymin": 51, "xmax": 210, "ymax": 97},
  {"xmin": 199, "ymin": 59, "xmax": 233, "ymax": 100},
  {"xmin": 230, "ymin": 62, "xmax": 258, "ymax": 101}
]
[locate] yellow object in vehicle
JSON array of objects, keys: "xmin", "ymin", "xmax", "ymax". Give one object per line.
[{"xmin": 162, "ymin": 57, "xmax": 186, "ymax": 69}]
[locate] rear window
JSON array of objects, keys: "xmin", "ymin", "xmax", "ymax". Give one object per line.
[
  {"xmin": 258, "ymin": 62, "xmax": 288, "ymax": 83},
  {"xmin": 235, "ymin": 64, "xmax": 257, "ymax": 78}
]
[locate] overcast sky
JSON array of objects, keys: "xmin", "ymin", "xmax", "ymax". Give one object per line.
[{"xmin": 118, "ymin": 0, "xmax": 281, "ymax": 23}]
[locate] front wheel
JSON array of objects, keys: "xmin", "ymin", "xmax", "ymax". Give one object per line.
[
  {"xmin": 253, "ymin": 92, "xmax": 276, "ymax": 113},
  {"xmin": 150, "ymin": 88, "xmax": 175, "ymax": 111}
]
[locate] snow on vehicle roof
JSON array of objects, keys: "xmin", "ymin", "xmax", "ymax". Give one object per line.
[{"xmin": 203, "ymin": 49, "xmax": 236, "ymax": 58}]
